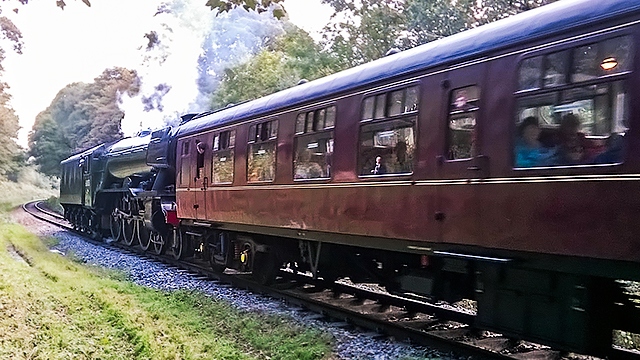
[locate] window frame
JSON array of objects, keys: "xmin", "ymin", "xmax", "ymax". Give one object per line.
[
  {"xmin": 247, "ymin": 119, "xmax": 279, "ymax": 183},
  {"xmin": 358, "ymin": 84, "xmax": 420, "ymax": 178},
  {"xmin": 513, "ymin": 30, "xmax": 633, "ymax": 170},
  {"xmin": 445, "ymin": 85, "xmax": 481, "ymax": 162},
  {"xmin": 293, "ymin": 105, "xmax": 336, "ymax": 181},
  {"xmin": 211, "ymin": 128, "xmax": 236, "ymax": 185}
]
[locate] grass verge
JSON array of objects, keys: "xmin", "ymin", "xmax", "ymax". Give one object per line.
[
  {"xmin": 0, "ymin": 222, "xmax": 333, "ymax": 359},
  {"xmin": 0, "ymin": 168, "xmax": 58, "ymax": 215}
]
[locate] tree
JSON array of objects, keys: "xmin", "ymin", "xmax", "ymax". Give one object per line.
[
  {"xmin": 0, "ymin": 13, "xmax": 25, "ymax": 180},
  {"xmin": 404, "ymin": 0, "xmax": 558, "ymax": 45},
  {"xmin": 29, "ymin": 67, "xmax": 140, "ymax": 177},
  {"xmin": 205, "ymin": 0, "xmax": 285, "ymax": 18},
  {"xmin": 319, "ymin": 0, "xmax": 559, "ymax": 66},
  {"xmin": 211, "ymin": 25, "xmax": 340, "ymax": 109},
  {"xmin": 320, "ymin": 0, "xmax": 408, "ymax": 67},
  {"xmin": 0, "ymin": 82, "xmax": 24, "ymax": 179},
  {"xmin": 49, "ymin": 0, "xmax": 285, "ymax": 16}
]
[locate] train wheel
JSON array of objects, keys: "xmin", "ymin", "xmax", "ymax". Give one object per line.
[
  {"xmin": 170, "ymin": 229, "xmax": 185, "ymax": 260},
  {"xmin": 319, "ymin": 268, "xmax": 340, "ymax": 283},
  {"xmin": 138, "ymin": 221, "xmax": 151, "ymax": 251},
  {"xmin": 110, "ymin": 213, "xmax": 122, "ymax": 242},
  {"xmin": 208, "ymin": 231, "xmax": 231, "ymax": 273},
  {"xmin": 150, "ymin": 231, "xmax": 165, "ymax": 255},
  {"xmin": 122, "ymin": 218, "xmax": 135, "ymax": 246},
  {"xmin": 252, "ymin": 252, "xmax": 278, "ymax": 285}
]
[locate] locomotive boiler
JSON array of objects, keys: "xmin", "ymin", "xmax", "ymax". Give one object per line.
[{"xmin": 60, "ymin": 128, "xmax": 175, "ymax": 251}]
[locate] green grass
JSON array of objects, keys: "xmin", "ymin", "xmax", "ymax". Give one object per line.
[
  {"xmin": 43, "ymin": 196, "xmax": 64, "ymax": 215},
  {"xmin": 0, "ymin": 213, "xmax": 333, "ymax": 359},
  {"xmin": 0, "ymin": 167, "xmax": 58, "ymax": 215}
]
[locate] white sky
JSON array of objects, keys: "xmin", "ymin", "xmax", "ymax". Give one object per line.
[{"xmin": 1, "ymin": 0, "xmax": 333, "ymax": 147}]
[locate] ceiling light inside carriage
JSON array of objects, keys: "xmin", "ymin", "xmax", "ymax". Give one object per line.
[{"xmin": 600, "ymin": 57, "xmax": 618, "ymax": 71}]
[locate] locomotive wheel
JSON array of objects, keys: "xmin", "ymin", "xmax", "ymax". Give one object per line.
[
  {"xmin": 122, "ymin": 218, "xmax": 136, "ymax": 246},
  {"xmin": 72, "ymin": 210, "xmax": 80, "ymax": 231},
  {"xmin": 170, "ymin": 229, "xmax": 185, "ymax": 260},
  {"xmin": 150, "ymin": 231, "xmax": 165, "ymax": 255},
  {"xmin": 138, "ymin": 221, "xmax": 151, "ymax": 251},
  {"xmin": 110, "ymin": 213, "xmax": 122, "ymax": 242}
]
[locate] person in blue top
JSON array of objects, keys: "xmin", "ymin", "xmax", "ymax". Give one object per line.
[{"xmin": 514, "ymin": 116, "xmax": 554, "ymax": 167}]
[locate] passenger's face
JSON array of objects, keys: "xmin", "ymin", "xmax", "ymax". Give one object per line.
[{"xmin": 523, "ymin": 124, "xmax": 540, "ymax": 145}]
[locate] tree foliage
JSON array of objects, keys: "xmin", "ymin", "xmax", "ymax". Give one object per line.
[
  {"xmin": 405, "ymin": 0, "xmax": 558, "ymax": 45},
  {"xmin": 0, "ymin": 12, "xmax": 25, "ymax": 180},
  {"xmin": 320, "ymin": 0, "xmax": 409, "ymax": 69},
  {"xmin": 211, "ymin": 26, "xmax": 340, "ymax": 109},
  {"xmin": 29, "ymin": 67, "xmax": 140, "ymax": 176},
  {"xmin": 205, "ymin": 0, "xmax": 285, "ymax": 18},
  {"xmin": 212, "ymin": 0, "xmax": 559, "ymax": 110},
  {"xmin": 0, "ymin": 82, "xmax": 24, "ymax": 179},
  {"xmin": 321, "ymin": 0, "xmax": 558, "ymax": 66}
]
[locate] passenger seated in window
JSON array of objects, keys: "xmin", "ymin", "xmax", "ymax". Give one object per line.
[
  {"xmin": 514, "ymin": 116, "xmax": 554, "ymax": 167},
  {"xmin": 294, "ymin": 149, "xmax": 323, "ymax": 179},
  {"xmin": 371, "ymin": 155, "xmax": 387, "ymax": 175},
  {"xmin": 555, "ymin": 113, "xmax": 585, "ymax": 165},
  {"xmin": 593, "ymin": 133, "xmax": 625, "ymax": 164}
]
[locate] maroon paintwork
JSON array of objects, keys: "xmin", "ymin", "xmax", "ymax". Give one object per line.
[{"xmin": 175, "ymin": 19, "xmax": 640, "ymax": 277}]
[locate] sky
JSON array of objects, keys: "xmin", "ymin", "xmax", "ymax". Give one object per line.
[{"xmin": 1, "ymin": 0, "xmax": 333, "ymax": 147}]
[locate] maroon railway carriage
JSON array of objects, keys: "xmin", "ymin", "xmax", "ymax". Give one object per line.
[
  {"xmin": 57, "ymin": 0, "xmax": 640, "ymax": 357},
  {"xmin": 172, "ymin": 1, "xmax": 640, "ymax": 355}
]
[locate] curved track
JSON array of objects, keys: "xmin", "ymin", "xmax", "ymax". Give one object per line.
[{"xmin": 23, "ymin": 200, "xmax": 640, "ymax": 360}]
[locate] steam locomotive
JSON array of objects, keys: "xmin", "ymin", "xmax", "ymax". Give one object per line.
[{"xmin": 60, "ymin": 0, "xmax": 640, "ymax": 357}]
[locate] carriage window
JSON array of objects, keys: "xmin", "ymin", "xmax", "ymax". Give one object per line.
[
  {"xmin": 388, "ymin": 90, "xmax": 404, "ymax": 116},
  {"xmin": 405, "ymin": 86, "xmax": 419, "ymax": 113},
  {"xmin": 248, "ymin": 119, "xmax": 278, "ymax": 182},
  {"xmin": 447, "ymin": 86, "xmax": 479, "ymax": 160},
  {"xmin": 518, "ymin": 57, "xmax": 542, "ymax": 91},
  {"xmin": 572, "ymin": 36, "xmax": 632, "ymax": 83},
  {"xmin": 325, "ymin": 106, "xmax": 336, "ymax": 128},
  {"xmin": 294, "ymin": 105, "xmax": 335, "ymax": 180},
  {"xmin": 514, "ymin": 36, "xmax": 631, "ymax": 168},
  {"xmin": 362, "ymin": 86, "xmax": 420, "ymax": 121},
  {"xmin": 359, "ymin": 118, "xmax": 415, "ymax": 176},
  {"xmin": 544, "ymin": 50, "xmax": 569, "ymax": 87},
  {"xmin": 359, "ymin": 86, "xmax": 418, "ymax": 176},
  {"xmin": 295, "ymin": 113, "xmax": 306, "ymax": 134},
  {"xmin": 362, "ymin": 97, "xmax": 375, "ymax": 120},
  {"xmin": 374, "ymin": 94, "xmax": 386, "ymax": 119},
  {"xmin": 180, "ymin": 140, "xmax": 190, "ymax": 186},
  {"xmin": 195, "ymin": 140, "xmax": 206, "ymax": 179},
  {"xmin": 212, "ymin": 130, "xmax": 235, "ymax": 184}
]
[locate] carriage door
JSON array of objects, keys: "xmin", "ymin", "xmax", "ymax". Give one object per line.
[
  {"xmin": 435, "ymin": 63, "xmax": 488, "ymax": 247},
  {"xmin": 176, "ymin": 138, "xmax": 196, "ymax": 220},
  {"xmin": 193, "ymin": 133, "xmax": 213, "ymax": 220}
]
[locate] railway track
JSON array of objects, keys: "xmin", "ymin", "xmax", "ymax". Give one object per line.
[{"xmin": 22, "ymin": 200, "xmax": 640, "ymax": 360}]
